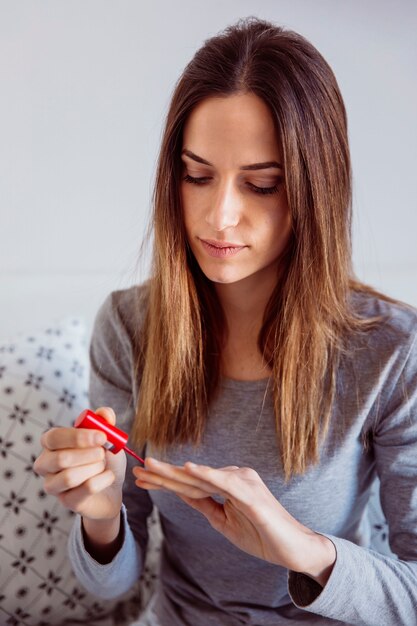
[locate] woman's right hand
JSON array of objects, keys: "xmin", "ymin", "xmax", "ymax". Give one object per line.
[{"xmin": 33, "ymin": 407, "xmax": 127, "ymax": 522}]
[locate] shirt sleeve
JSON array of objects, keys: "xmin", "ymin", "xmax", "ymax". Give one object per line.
[
  {"xmin": 67, "ymin": 503, "xmax": 142, "ymax": 599},
  {"xmin": 67, "ymin": 290, "xmax": 154, "ymax": 598},
  {"xmin": 287, "ymin": 332, "xmax": 417, "ymax": 625}
]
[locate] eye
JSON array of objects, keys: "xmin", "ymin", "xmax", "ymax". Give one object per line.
[
  {"xmin": 247, "ymin": 182, "xmax": 281, "ymax": 196},
  {"xmin": 182, "ymin": 174, "xmax": 282, "ymax": 195},
  {"xmin": 182, "ymin": 174, "xmax": 211, "ymax": 185}
]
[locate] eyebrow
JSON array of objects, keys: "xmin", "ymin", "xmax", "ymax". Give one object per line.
[{"xmin": 181, "ymin": 149, "xmax": 282, "ymax": 171}]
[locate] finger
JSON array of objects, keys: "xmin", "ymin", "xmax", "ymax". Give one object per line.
[
  {"xmin": 33, "ymin": 446, "xmax": 105, "ymax": 476},
  {"xmin": 134, "ymin": 479, "xmax": 164, "ymax": 492},
  {"xmin": 94, "ymin": 406, "xmax": 117, "ymax": 426},
  {"xmin": 183, "ymin": 462, "xmax": 258, "ymax": 501},
  {"xmin": 57, "ymin": 469, "xmax": 116, "ymax": 514},
  {"xmin": 146, "ymin": 458, "xmax": 221, "ymax": 492},
  {"xmin": 43, "ymin": 460, "xmax": 106, "ymax": 496},
  {"xmin": 134, "ymin": 470, "xmax": 211, "ymax": 499},
  {"xmin": 41, "ymin": 426, "xmax": 107, "ymax": 451},
  {"xmin": 182, "ymin": 465, "xmax": 239, "ymax": 473}
]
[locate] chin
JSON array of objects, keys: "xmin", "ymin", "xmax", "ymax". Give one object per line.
[
  {"xmin": 192, "ymin": 250, "xmax": 252, "ymax": 285},
  {"xmin": 199, "ymin": 266, "xmax": 248, "ymax": 285}
]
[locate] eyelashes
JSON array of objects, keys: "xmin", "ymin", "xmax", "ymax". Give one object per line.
[{"xmin": 182, "ymin": 174, "xmax": 282, "ymax": 196}]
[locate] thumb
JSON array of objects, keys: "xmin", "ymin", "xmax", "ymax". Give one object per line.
[{"xmin": 94, "ymin": 406, "xmax": 117, "ymax": 427}]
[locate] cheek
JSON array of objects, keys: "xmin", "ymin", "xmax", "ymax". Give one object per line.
[
  {"xmin": 279, "ymin": 208, "xmax": 292, "ymax": 240},
  {"xmin": 261, "ymin": 205, "xmax": 291, "ymax": 245},
  {"xmin": 181, "ymin": 188, "xmax": 198, "ymax": 227},
  {"xmin": 182, "ymin": 197, "xmax": 207, "ymax": 239},
  {"xmin": 182, "ymin": 207, "xmax": 197, "ymax": 239}
]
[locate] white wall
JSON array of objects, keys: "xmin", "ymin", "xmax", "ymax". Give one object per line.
[{"xmin": 1, "ymin": 0, "xmax": 416, "ymax": 338}]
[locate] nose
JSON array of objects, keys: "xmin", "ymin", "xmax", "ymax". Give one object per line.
[{"xmin": 204, "ymin": 178, "xmax": 241, "ymax": 232}]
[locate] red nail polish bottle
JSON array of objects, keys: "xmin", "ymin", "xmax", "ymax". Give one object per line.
[{"xmin": 74, "ymin": 409, "xmax": 144, "ymax": 464}]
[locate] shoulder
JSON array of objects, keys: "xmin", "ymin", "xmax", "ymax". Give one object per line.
[
  {"xmin": 91, "ymin": 280, "xmax": 151, "ymax": 356},
  {"xmin": 348, "ymin": 289, "xmax": 417, "ymax": 353},
  {"xmin": 94, "ymin": 281, "xmax": 150, "ymax": 334},
  {"xmin": 342, "ymin": 290, "xmax": 417, "ymax": 405},
  {"xmin": 337, "ymin": 291, "xmax": 417, "ymax": 435}
]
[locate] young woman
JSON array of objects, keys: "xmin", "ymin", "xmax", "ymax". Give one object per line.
[{"xmin": 33, "ymin": 17, "xmax": 417, "ymax": 626}]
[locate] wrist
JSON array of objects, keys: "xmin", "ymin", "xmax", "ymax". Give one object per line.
[
  {"xmin": 81, "ymin": 510, "xmax": 123, "ymax": 563},
  {"xmin": 295, "ymin": 532, "xmax": 336, "ymax": 587},
  {"xmin": 82, "ymin": 510, "xmax": 121, "ymax": 542}
]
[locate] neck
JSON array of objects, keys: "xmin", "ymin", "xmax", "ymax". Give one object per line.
[{"xmin": 215, "ymin": 270, "xmax": 278, "ymax": 336}]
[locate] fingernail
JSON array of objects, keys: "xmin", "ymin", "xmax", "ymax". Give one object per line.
[{"xmin": 95, "ymin": 433, "xmax": 106, "ymax": 445}]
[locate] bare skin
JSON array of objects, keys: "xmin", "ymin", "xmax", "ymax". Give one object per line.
[
  {"xmin": 135, "ymin": 93, "xmax": 336, "ymax": 586},
  {"xmin": 33, "ymin": 92, "xmax": 336, "ymax": 583},
  {"xmin": 132, "ymin": 458, "xmax": 336, "ymax": 587},
  {"xmin": 33, "ymin": 407, "xmax": 126, "ymax": 562}
]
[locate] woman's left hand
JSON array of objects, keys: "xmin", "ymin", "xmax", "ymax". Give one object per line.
[{"xmin": 132, "ymin": 458, "xmax": 335, "ymax": 578}]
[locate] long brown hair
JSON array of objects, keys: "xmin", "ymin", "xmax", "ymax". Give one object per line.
[{"xmin": 131, "ymin": 16, "xmax": 400, "ymax": 481}]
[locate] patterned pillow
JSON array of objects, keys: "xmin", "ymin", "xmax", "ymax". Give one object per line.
[
  {"xmin": 0, "ymin": 317, "xmax": 390, "ymax": 625},
  {"xmin": 0, "ymin": 318, "xmax": 153, "ymax": 626}
]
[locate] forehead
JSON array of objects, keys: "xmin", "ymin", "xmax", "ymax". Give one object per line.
[{"xmin": 182, "ymin": 93, "xmax": 281, "ymax": 159}]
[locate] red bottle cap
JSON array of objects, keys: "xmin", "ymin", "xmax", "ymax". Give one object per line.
[
  {"xmin": 74, "ymin": 409, "xmax": 145, "ymax": 464},
  {"xmin": 75, "ymin": 409, "xmax": 128, "ymax": 453}
]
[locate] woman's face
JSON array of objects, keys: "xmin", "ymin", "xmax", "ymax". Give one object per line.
[{"xmin": 180, "ymin": 92, "xmax": 292, "ymax": 288}]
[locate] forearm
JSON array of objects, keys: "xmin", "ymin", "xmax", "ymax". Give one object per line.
[
  {"xmin": 274, "ymin": 515, "xmax": 337, "ymax": 589},
  {"xmin": 82, "ymin": 511, "xmax": 123, "ymax": 564},
  {"xmin": 288, "ymin": 533, "xmax": 417, "ymax": 625},
  {"xmin": 67, "ymin": 504, "xmax": 142, "ymax": 599},
  {"xmin": 295, "ymin": 532, "xmax": 337, "ymax": 587}
]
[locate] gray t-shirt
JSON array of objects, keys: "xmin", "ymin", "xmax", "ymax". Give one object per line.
[{"xmin": 68, "ymin": 283, "xmax": 417, "ymax": 625}]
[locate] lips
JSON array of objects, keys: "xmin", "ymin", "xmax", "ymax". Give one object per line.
[
  {"xmin": 199, "ymin": 238, "xmax": 247, "ymax": 259},
  {"xmin": 200, "ymin": 238, "xmax": 245, "ymax": 248}
]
